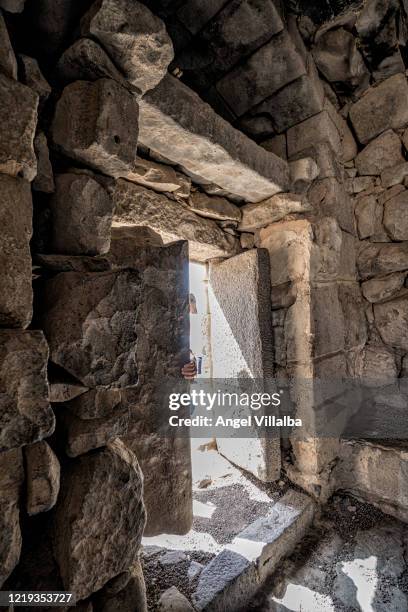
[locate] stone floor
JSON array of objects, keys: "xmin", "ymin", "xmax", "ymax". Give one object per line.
[{"xmin": 249, "ymin": 494, "xmax": 408, "ymax": 612}]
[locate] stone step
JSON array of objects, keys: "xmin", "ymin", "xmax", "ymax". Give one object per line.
[
  {"xmin": 138, "ymin": 74, "xmax": 290, "ymax": 203},
  {"xmin": 192, "ymin": 489, "xmax": 315, "ymax": 612}
]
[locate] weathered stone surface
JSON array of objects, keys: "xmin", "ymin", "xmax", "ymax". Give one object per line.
[
  {"xmin": 95, "ymin": 561, "xmax": 147, "ymax": 612},
  {"xmin": 239, "ymin": 193, "xmax": 311, "ymax": 232},
  {"xmin": 53, "ymin": 439, "xmax": 145, "ymax": 601},
  {"xmin": 0, "ymin": 73, "xmax": 38, "ymax": 181},
  {"xmin": 0, "ymin": 0, "xmax": 24, "ymax": 12},
  {"xmin": 40, "ymin": 270, "xmax": 141, "ymax": 388},
  {"xmin": 358, "ymin": 242, "xmax": 408, "ymax": 279},
  {"xmin": 126, "ymin": 156, "xmax": 189, "ymax": 194},
  {"xmin": 0, "ymin": 175, "xmax": 33, "ymax": 327},
  {"xmin": 240, "ymin": 233, "xmax": 255, "ymax": 249},
  {"xmin": 33, "ymin": 132, "xmax": 55, "ymax": 193},
  {"xmin": 355, "ymin": 130, "xmax": 403, "ymax": 176},
  {"xmin": 352, "ymin": 176, "xmax": 375, "ymax": 193},
  {"xmin": 216, "ymin": 30, "xmax": 306, "ymax": 116},
  {"xmin": 159, "ymin": 587, "xmax": 194, "ymax": 611},
  {"xmin": 355, "ymin": 194, "xmax": 383, "ymax": 239},
  {"xmin": 57, "ymin": 39, "xmax": 131, "ymax": 90},
  {"xmin": 374, "ymin": 296, "xmax": 408, "ymax": 350},
  {"xmin": 359, "ymin": 343, "xmax": 397, "ymax": 383},
  {"xmin": 209, "ymin": 249, "xmax": 278, "ymax": 481},
  {"xmin": 287, "ymin": 110, "xmax": 341, "ymax": 160},
  {"xmin": 0, "ymin": 448, "xmax": 23, "ymax": 587},
  {"xmin": 383, "ymin": 190, "xmax": 408, "ymax": 240},
  {"xmin": 50, "ymin": 173, "xmax": 113, "ymax": 255},
  {"xmin": 313, "ymin": 27, "xmax": 369, "ymax": 89},
  {"xmin": 248, "ymin": 58, "xmax": 324, "ymax": 134},
  {"xmin": 0, "ymin": 330, "xmax": 54, "ymax": 452},
  {"xmin": 0, "ymin": 11, "xmax": 17, "ymax": 79},
  {"xmin": 308, "ymin": 178, "xmax": 355, "ymax": 235},
  {"xmin": 349, "ymin": 74, "xmax": 408, "ymax": 144},
  {"xmin": 362, "ymin": 273, "xmax": 406, "ymax": 303},
  {"xmin": 81, "ymin": 0, "xmax": 173, "ymax": 95},
  {"xmin": 25, "ymin": 441, "xmax": 60, "ymax": 516},
  {"xmin": 260, "ymin": 134, "xmax": 287, "ymax": 160},
  {"xmin": 378, "ymin": 184, "xmax": 405, "ymax": 205},
  {"xmin": 139, "ymin": 74, "xmax": 289, "ymax": 203},
  {"xmin": 381, "ymin": 161, "xmax": 408, "ymax": 188},
  {"xmin": 323, "ymin": 98, "xmax": 357, "ymax": 163},
  {"xmin": 59, "ymin": 389, "xmax": 129, "ymax": 457},
  {"xmin": 289, "ymin": 157, "xmax": 319, "ymax": 193},
  {"xmin": 19, "ymin": 55, "xmax": 51, "ymax": 107},
  {"xmin": 188, "ymin": 191, "xmax": 241, "ymax": 222},
  {"xmin": 111, "ymin": 179, "xmax": 240, "ymax": 260},
  {"xmin": 52, "ymin": 79, "xmax": 139, "ymax": 178}
]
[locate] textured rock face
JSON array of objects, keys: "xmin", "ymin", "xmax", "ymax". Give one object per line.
[
  {"xmin": 111, "ymin": 179, "xmax": 240, "ymax": 260},
  {"xmin": 383, "ymin": 190, "xmax": 408, "ymax": 240},
  {"xmin": 355, "ymin": 130, "xmax": 403, "ymax": 176},
  {"xmin": 313, "ymin": 27, "xmax": 368, "ymax": 89},
  {"xmin": 349, "ymin": 74, "xmax": 408, "ymax": 144},
  {"xmin": 362, "ymin": 273, "xmax": 406, "ymax": 303},
  {"xmin": 374, "ymin": 297, "xmax": 408, "ymax": 351},
  {"xmin": 19, "ymin": 55, "xmax": 51, "ymax": 108},
  {"xmin": 57, "ymin": 38, "xmax": 131, "ymax": 89},
  {"xmin": 0, "ymin": 0, "xmax": 25, "ymax": 12},
  {"xmin": 25, "ymin": 441, "xmax": 60, "ymax": 515},
  {"xmin": 0, "ymin": 331, "xmax": 54, "ymax": 452},
  {"xmin": 50, "ymin": 173, "xmax": 114, "ymax": 255},
  {"xmin": 138, "ymin": 74, "xmax": 290, "ymax": 203},
  {"xmin": 358, "ymin": 242, "xmax": 408, "ymax": 279},
  {"xmin": 239, "ymin": 193, "xmax": 311, "ymax": 231},
  {"xmin": 81, "ymin": 0, "xmax": 174, "ymax": 95},
  {"xmin": 216, "ymin": 31, "xmax": 306, "ymax": 116},
  {"xmin": 0, "ymin": 175, "xmax": 33, "ymax": 328},
  {"xmin": 52, "ymin": 79, "xmax": 139, "ymax": 178},
  {"xmin": 33, "ymin": 132, "xmax": 55, "ymax": 193},
  {"xmin": 0, "ymin": 73, "xmax": 38, "ymax": 181},
  {"xmin": 0, "ymin": 448, "xmax": 23, "ymax": 587},
  {"xmin": 188, "ymin": 191, "xmax": 241, "ymax": 222},
  {"xmin": 95, "ymin": 561, "xmax": 147, "ymax": 611},
  {"xmin": 0, "ymin": 11, "xmax": 17, "ymax": 79},
  {"xmin": 40, "ymin": 270, "xmax": 141, "ymax": 388},
  {"xmin": 53, "ymin": 439, "xmax": 146, "ymax": 600}
]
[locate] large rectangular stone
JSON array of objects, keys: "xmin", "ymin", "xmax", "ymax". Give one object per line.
[
  {"xmin": 139, "ymin": 74, "xmax": 289, "ymax": 203},
  {"xmin": 216, "ymin": 30, "xmax": 306, "ymax": 116},
  {"xmin": 349, "ymin": 74, "xmax": 408, "ymax": 144},
  {"xmin": 239, "ymin": 192, "xmax": 311, "ymax": 232},
  {"xmin": 110, "ymin": 179, "xmax": 240, "ymax": 260},
  {"xmin": 287, "ymin": 110, "xmax": 341, "ymax": 159},
  {"xmin": 0, "ymin": 175, "xmax": 33, "ymax": 328}
]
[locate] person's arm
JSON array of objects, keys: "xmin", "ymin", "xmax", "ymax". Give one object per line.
[{"xmin": 181, "ymin": 358, "xmax": 197, "ymax": 380}]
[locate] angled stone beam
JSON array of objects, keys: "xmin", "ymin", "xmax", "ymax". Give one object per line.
[{"xmin": 138, "ymin": 74, "xmax": 290, "ymax": 203}]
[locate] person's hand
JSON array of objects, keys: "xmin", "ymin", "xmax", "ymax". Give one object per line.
[{"xmin": 182, "ymin": 359, "xmax": 197, "ymax": 380}]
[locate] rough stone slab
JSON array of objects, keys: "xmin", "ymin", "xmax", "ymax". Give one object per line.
[
  {"xmin": 251, "ymin": 58, "xmax": 324, "ymax": 134},
  {"xmin": 50, "ymin": 173, "xmax": 114, "ymax": 255},
  {"xmin": 40, "ymin": 270, "xmax": 142, "ymax": 388},
  {"xmin": 158, "ymin": 586, "xmax": 194, "ymax": 611},
  {"xmin": 358, "ymin": 242, "xmax": 408, "ymax": 279},
  {"xmin": 56, "ymin": 38, "xmax": 132, "ymax": 92},
  {"xmin": 139, "ymin": 74, "xmax": 289, "ymax": 203},
  {"xmin": 0, "ymin": 331, "xmax": 54, "ymax": 452},
  {"xmin": 0, "ymin": 11, "xmax": 17, "ymax": 79},
  {"xmin": 0, "ymin": 73, "xmax": 38, "ymax": 181},
  {"xmin": 125, "ymin": 155, "xmax": 189, "ymax": 194},
  {"xmin": 0, "ymin": 175, "xmax": 33, "ymax": 328},
  {"xmin": 209, "ymin": 250, "xmax": 278, "ymax": 482},
  {"xmin": 95, "ymin": 560, "xmax": 147, "ymax": 612},
  {"xmin": 313, "ymin": 27, "xmax": 368, "ymax": 88},
  {"xmin": 287, "ymin": 110, "xmax": 341, "ymax": 160},
  {"xmin": 362, "ymin": 273, "xmax": 406, "ymax": 303},
  {"xmin": 355, "ymin": 130, "xmax": 403, "ymax": 176},
  {"xmin": 0, "ymin": 448, "xmax": 23, "ymax": 587},
  {"xmin": 188, "ymin": 191, "xmax": 241, "ymax": 222},
  {"xmin": 381, "ymin": 161, "xmax": 408, "ymax": 188},
  {"xmin": 59, "ymin": 389, "xmax": 129, "ymax": 457},
  {"xmin": 336, "ymin": 440, "xmax": 408, "ymax": 522},
  {"xmin": 81, "ymin": 0, "xmax": 174, "ymax": 95},
  {"xmin": 53, "ymin": 439, "xmax": 146, "ymax": 601},
  {"xmin": 349, "ymin": 74, "xmax": 408, "ymax": 144},
  {"xmin": 355, "ymin": 194, "xmax": 383, "ymax": 239},
  {"xmin": 0, "ymin": 0, "xmax": 24, "ymax": 12},
  {"xmin": 33, "ymin": 132, "xmax": 55, "ymax": 193},
  {"xmin": 289, "ymin": 157, "xmax": 319, "ymax": 194},
  {"xmin": 323, "ymin": 98, "xmax": 357, "ymax": 163},
  {"xmin": 193, "ymin": 490, "xmax": 315, "ymax": 612},
  {"xmin": 177, "ymin": 0, "xmax": 227, "ymax": 34},
  {"xmin": 308, "ymin": 178, "xmax": 355, "ymax": 235},
  {"xmin": 261, "ymin": 134, "xmax": 287, "ymax": 160},
  {"xmin": 19, "ymin": 54, "xmax": 51, "ymax": 108},
  {"xmin": 25, "ymin": 441, "xmax": 60, "ymax": 516},
  {"xmin": 52, "ymin": 78, "xmax": 139, "ymax": 178},
  {"xmin": 374, "ymin": 296, "xmax": 408, "ymax": 351},
  {"xmin": 290, "ymin": 142, "xmax": 342, "ymax": 181},
  {"xmin": 111, "ymin": 179, "xmax": 240, "ymax": 260},
  {"xmin": 239, "ymin": 193, "xmax": 311, "ymax": 232},
  {"xmin": 216, "ymin": 30, "xmax": 306, "ymax": 117},
  {"xmin": 383, "ymin": 190, "xmax": 408, "ymax": 240}
]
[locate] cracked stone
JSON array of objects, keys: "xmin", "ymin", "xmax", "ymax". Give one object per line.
[
  {"xmin": 355, "ymin": 130, "xmax": 403, "ymax": 176},
  {"xmin": 25, "ymin": 441, "xmax": 60, "ymax": 516}
]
